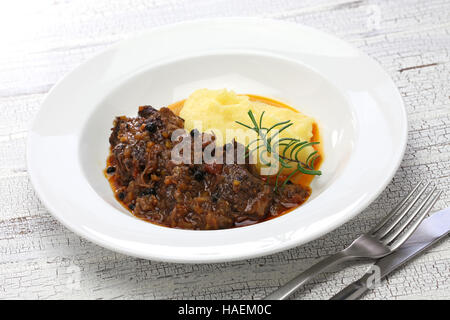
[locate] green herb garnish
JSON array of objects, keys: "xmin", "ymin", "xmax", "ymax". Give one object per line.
[{"xmin": 236, "ymin": 110, "xmax": 321, "ymax": 192}]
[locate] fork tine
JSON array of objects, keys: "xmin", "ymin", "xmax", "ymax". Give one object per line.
[
  {"xmin": 371, "ymin": 180, "xmax": 428, "ymax": 235},
  {"xmin": 382, "ymin": 186, "xmax": 437, "ymax": 244},
  {"xmin": 374, "ymin": 182, "xmax": 432, "ymax": 238},
  {"xmin": 388, "ymin": 190, "xmax": 442, "ymax": 251}
]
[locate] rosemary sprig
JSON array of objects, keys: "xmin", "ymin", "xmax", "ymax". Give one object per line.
[{"xmin": 236, "ymin": 110, "xmax": 322, "ymax": 192}]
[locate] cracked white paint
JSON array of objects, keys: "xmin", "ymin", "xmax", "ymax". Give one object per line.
[{"xmin": 0, "ymin": 0, "xmax": 449, "ymax": 300}]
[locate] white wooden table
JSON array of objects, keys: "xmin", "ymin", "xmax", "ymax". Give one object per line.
[{"xmin": 1, "ymin": 0, "xmax": 449, "ymax": 300}]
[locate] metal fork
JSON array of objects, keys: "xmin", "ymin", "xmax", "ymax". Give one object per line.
[{"xmin": 264, "ymin": 181, "xmax": 442, "ymax": 300}]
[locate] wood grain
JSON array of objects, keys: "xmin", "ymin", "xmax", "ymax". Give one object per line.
[{"xmin": 0, "ymin": 0, "xmax": 449, "ymax": 299}]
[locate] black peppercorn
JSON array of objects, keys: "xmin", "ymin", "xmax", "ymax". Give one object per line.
[
  {"xmin": 190, "ymin": 129, "xmax": 199, "ymax": 137},
  {"xmin": 145, "ymin": 122, "xmax": 157, "ymax": 133},
  {"xmin": 141, "ymin": 188, "xmax": 156, "ymax": 196},
  {"xmin": 106, "ymin": 166, "xmax": 116, "ymax": 174},
  {"xmin": 193, "ymin": 170, "xmax": 205, "ymax": 181},
  {"xmin": 128, "ymin": 203, "xmax": 135, "ymax": 210},
  {"xmin": 118, "ymin": 192, "xmax": 125, "ymax": 201}
]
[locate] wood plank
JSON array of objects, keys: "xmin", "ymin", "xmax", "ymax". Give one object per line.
[{"xmin": 0, "ymin": 0, "xmax": 449, "ymax": 300}]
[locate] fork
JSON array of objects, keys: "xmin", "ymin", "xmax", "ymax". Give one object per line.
[{"xmin": 264, "ymin": 181, "xmax": 442, "ymax": 300}]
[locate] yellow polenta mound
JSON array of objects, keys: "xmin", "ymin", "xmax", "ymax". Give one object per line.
[{"xmin": 180, "ymin": 88, "xmax": 316, "ymax": 163}]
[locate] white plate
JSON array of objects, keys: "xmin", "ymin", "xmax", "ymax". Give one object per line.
[{"xmin": 27, "ymin": 18, "xmax": 407, "ymax": 263}]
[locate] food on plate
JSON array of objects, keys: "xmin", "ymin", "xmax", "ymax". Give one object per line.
[
  {"xmin": 105, "ymin": 89, "xmax": 322, "ymax": 230},
  {"xmin": 180, "ymin": 89, "xmax": 316, "ymax": 163}
]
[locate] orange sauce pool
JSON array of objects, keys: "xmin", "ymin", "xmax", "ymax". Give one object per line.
[{"xmin": 167, "ymin": 94, "xmax": 323, "ymax": 189}]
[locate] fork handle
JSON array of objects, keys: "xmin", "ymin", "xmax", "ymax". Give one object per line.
[{"xmin": 264, "ymin": 251, "xmax": 351, "ymax": 300}]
